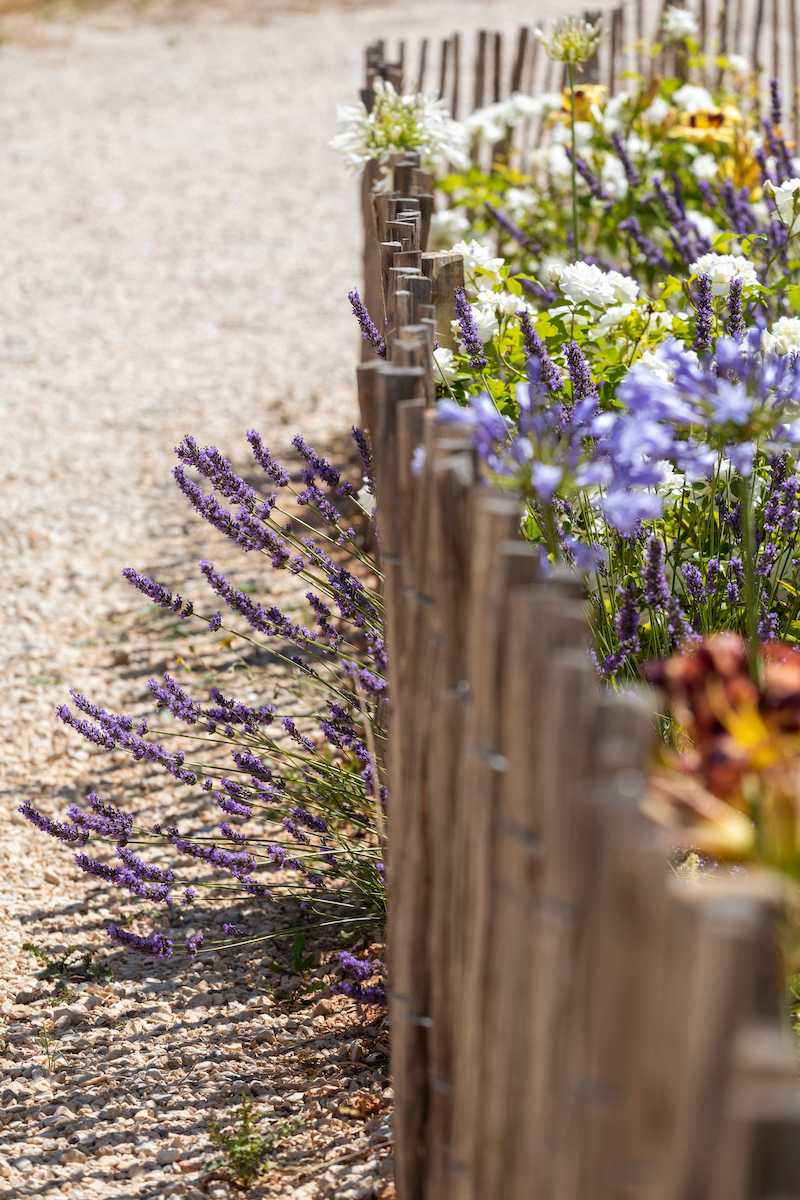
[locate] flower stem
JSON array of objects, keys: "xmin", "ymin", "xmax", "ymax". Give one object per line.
[{"xmin": 568, "ymin": 63, "xmax": 580, "ymax": 260}]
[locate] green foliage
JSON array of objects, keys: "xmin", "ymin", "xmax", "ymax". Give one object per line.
[{"xmin": 206, "ymin": 1099, "xmax": 288, "ymax": 1191}]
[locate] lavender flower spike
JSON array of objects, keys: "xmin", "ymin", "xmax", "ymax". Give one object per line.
[
  {"xmin": 454, "ymin": 288, "xmax": 488, "ymax": 370},
  {"xmin": 726, "ymin": 276, "xmax": 745, "ymax": 340},
  {"xmin": 693, "ymin": 273, "xmax": 713, "ymax": 353},
  {"xmin": 347, "ymin": 288, "xmax": 386, "ymax": 359},
  {"xmin": 518, "ymin": 311, "xmax": 562, "ymax": 392}
]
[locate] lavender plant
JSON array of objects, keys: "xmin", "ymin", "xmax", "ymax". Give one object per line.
[{"xmin": 21, "ymin": 429, "xmax": 388, "ymax": 977}]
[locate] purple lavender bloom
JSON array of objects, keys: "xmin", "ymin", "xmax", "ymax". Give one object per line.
[
  {"xmin": 518, "ymin": 311, "xmax": 562, "ymax": 392},
  {"xmin": 598, "ymin": 583, "xmax": 641, "ymax": 678},
  {"xmin": 296, "ymin": 481, "xmax": 342, "ymax": 525},
  {"xmin": 758, "ymin": 609, "xmax": 779, "ymax": 639},
  {"xmin": 148, "ymin": 673, "xmax": 200, "ymax": 724},
  {"xmin": 484, "ymin": 201, "xmax": 537, "ymax": 250},
  {"xmin": 106, "ymin": 923, "xmax": 173, "ymax": 959},
  {"xmin": 682, "ymin": 563, "xmax": 705, "ymax": 605},
  {"xmin": 292, "ymin": 434, "xmax": 343, "ymax": 489},
  {"xmin": 290, "ymin": 805, "xmax": 328, "ymax": 834},
  {"xmin": 352, "ymin": 426, "xmax": 375, "ymax": 495},
  {"xmin": 174, "ymin": 437, "xmax": 258, "ymax": 511},
  {"xmin": 567, "ymin": 148, "xmax": 609, "ymax": 200},
  {"xmin": 208, "ymin": 611, "xmax": 222, "ymax": 632},
  {"xmin": 563, "ymin": 340, "xmax": 599, "ymax": 408},
  {"xmin": 116, "ymin": 846, "xmax": 174, "ymax": 884},
  {"xmin": 186, "ymin": 931, "xmax": 204, "ymax": 955},
  {"xmin": 282, "ymin": 716, "xmax": 316, "ymax": 752},
  {"xmin": 726, "ymin": 276, "xmax": 745, "ymax": 340},
  {"xmin": 454, "ymin": 288, "xmax": 488, "ymax": 370},
  {"xmin": 347, "ymin": 288, "xmax": 387, "ymax": 359},
  {"xmin": 611, "ymin": 131, "xmax": 640, "ymax": 187},
  {"xmin": 247, "ymin": 430, "xmax": 290, "ymax": 488},
  {"xmin": 618, "ymin": 215, "xmax": 668, "ymax": 269},
  {"xmin": 693, "ymin": 273, "xmax": 713, "ymax": 353},
  {"xmin": 643, "ymin": 537, "xmax": 671, "ymax": 608},
  {"xmin": 121, "ymin": 568, "xmax": 193, "ymax": 618},
  {"xmin": 18, "ymin": 801, "xmax": 89, "ymax": 846},
  {"xmin": 67, "ymin": 794, "xmax": 134, "ymax": 843}
]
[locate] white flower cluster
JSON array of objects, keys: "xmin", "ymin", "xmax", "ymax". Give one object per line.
[
  {"xmin": 464, "ymin": 92, "xmax": 560, "ymax": 143},
  {"xmin": 688, "ymin": 253, "xmax": 759, "ymax": 295},
  {"xmin": 331, "ymin": 79, "xmax": 468, "ymax": 171},
  {"xmin": 672, "ymin": 84, "xmax": 714, "ymax": 113},
  {"xmin": 762, "ymin": 316, "xmax": 800, "ymax": 355},
  {"xmin": 548, "ymin": 260, "xmax": 639, "ymax": 308},
  {"xmin": 767, "ymin": 178, "xmax": 800, "ymax": 228},
  {"xmin": 662, "ymin": 5, "xmax": 698, "ymax": 41},
  {"xmin": 450, "ymin": 239, "xmax": 504, "ymax": 285}
]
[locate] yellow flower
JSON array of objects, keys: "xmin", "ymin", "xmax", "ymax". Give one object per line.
[
  {"xmin": 560, "ymin": 83, "xmax": 607, "ymax": 120},
  {"xmin": 668, "ymin": 105, "xmax": 743, "ymax": 147}
]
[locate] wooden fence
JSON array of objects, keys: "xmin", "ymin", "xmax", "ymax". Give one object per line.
[
  {"xmin": 362, "ymin": 0, "xmax": 800, "ymax": 146},
  {"xmin": 354, "ymin": 152, "xmax": 800, "ymax": 1198}
]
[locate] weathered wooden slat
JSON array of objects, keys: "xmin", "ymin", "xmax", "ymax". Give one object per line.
[
  {"xmin": 473, "ymin": 29, "xmax": 488, "ymax": 110},
  {"xmin": 710, "ymin": 1025, "xmax": 800, "ymax": 1199}
]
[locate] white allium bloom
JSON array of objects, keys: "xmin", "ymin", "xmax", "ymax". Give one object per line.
[
  {"xmin": 330, "ymin": 79, "xmax": 468, "ymax": 170},
  {"xmin": 641, "ymin": 95, "xmax": 671, "ymax": 126},
  {"xmin": 451, "ymin": 239, "xmax": 504, "ymax": 283},
  {"xmin": 432, "ymin": 346, "xmax": 458, "ymax": 384},
  {"xmin": 662, "ymin": 5, "xmax": 698, "ymax": 41},
  {"xmin": 535, "ymin": 15, "xmax": 602, "ymax": 66},
  {"xmin": 692, "ymin": 152, "xmax": 718, "ymax": 181},
  {"xmin": 672, "ymin": 84, "xmax": 714, "ymax": 113},
  {"xmin": 725, "ymin": 53, "xmax": 749, "ymax": 74},
  {"xmin": 688, "ymin": 253, "xmax": 759, "ymax": 295},
  {"xmin": 549, "ymin": 261, "xmax": 639, "ymax": 308},
  {"xmin": 430, "ymin": 209, "xmax": 470, "ymax": 246},
  {"xmin": 762, "ymin": 316, "xmax": 800, "ymax": 355},
  {"xmin": 601, "ymin": 154, "xmax": 629, "ymax": 199},
  {"xmin": 685, "ymin": 210, "xmax": 720, "ymax": 242},
  {"xmin": 766, "ymin": 177, "xmax": 800, "ymax": 226},
  {"xmin": 596, "ymin": 302, "xmax": 636, "ymax": 333}
]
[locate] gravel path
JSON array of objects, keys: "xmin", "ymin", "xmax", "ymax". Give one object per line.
[{"xmin": 0, "ymin": 2, "xmax": 570, "ymax": 1195}]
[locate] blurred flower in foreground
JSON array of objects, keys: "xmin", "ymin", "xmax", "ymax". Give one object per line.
[
  {"xmin": 644, "ymin": 633, "xmax": 800, "ymax": 878},
  {"xmin": 662, "ymin": 5, "xmax": 698, "ymax": 42}
]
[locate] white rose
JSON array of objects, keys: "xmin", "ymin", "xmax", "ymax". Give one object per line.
[
  {"xmin": 762, "ymin": 316, "xmax": 800, "ymax": 355},
  {"xmin": 688, "ymin": 253, "xmax": 759, "ymax": 295},
  {"xmin": 550, "ymin": 261, "xmax": 638, "ymax": 308},
  {"xmin": 451, "ymin": 239, "xmax": 505, "ymax": 283},
  {"xmin": 476, "ymin": 288, "xmax": 527, "ymax": 316},
  {"xmin": 662, "ymin": 6, "xmax": 698, "ymax": 40},
  {"xmin": 692, "ymin": 152, "xmax": 718, "ymax": 181},
  {"xmin": 596, "ymin": 303, "xmax": 636, "ymax": 333},
  {"xmin": 432, "ymin": 346, "xmax": 458, "ymax": 384},
  {"xmin": 472, "ymin": 304, "xmax": 499, "ymax": 343},
  {"xmin": 672, "ymin": 84, "xmax": 714, "ymax": 113},
  {"xmin": 641, "ymin": 95, "xmax": 671, "ymax": 126},
  {"xmin": 767, "ymin": 177, "xmax": 800, "ymax": 227}
]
